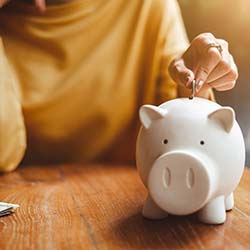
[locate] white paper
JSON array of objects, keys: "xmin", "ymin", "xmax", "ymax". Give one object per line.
[{"xmin": 0, "ymin": 202, "xmax": 19, "ymax": 217}]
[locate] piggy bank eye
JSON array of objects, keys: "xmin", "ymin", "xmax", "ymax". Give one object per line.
[
  {"xmin": 163, "ymin": 139, "xmax": 168, "ymax": 144},
  {"xmin": 200, "ymin": 140, "xmax": 205, "ymax": 145}
]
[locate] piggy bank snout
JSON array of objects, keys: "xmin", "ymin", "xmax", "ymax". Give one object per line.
[{"xmin": 148, "ymin": 151, "xmax": 214, "ymax": 215}]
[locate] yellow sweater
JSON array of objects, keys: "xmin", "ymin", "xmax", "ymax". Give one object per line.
[{"xmin": 0, "ymin": 0, "xmax": 190, "ymax": 171}]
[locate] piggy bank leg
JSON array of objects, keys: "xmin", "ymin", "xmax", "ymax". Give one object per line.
[
  {"xmin": 198, "ymin": 196, "xmax": 226, "ymax": 224},
  {"xmin": 142, "ymin": 194, "xmax": 168, "ymax": 219},
  {"xmin": 225, "ymin": 193, "xmax": 234, "ymax": 211}
]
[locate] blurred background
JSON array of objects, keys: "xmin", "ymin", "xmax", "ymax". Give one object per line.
[{"xmin": 178, "ymin": 0, "xmax": 250, "ymax": 166}]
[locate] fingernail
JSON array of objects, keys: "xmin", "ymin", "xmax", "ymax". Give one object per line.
[
  {"xmin": 196, "ymin": 80, "xmax": 204, "ymax": 91},
  {"xmin": 186, "ymin": 76, "xmax": 192, "ymax": 87}
]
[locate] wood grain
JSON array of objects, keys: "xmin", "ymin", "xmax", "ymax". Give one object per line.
[{"xmin": 0, "ymin": 164, "xmax": 249, "ymax": 250}]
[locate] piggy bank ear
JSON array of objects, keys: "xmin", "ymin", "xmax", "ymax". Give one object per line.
[
  {"xmin": 208, "ymin": 107, "xmax": 235, "ymax": 133},
  {"xmin": 139, "ymin": 105, "xmax": 167, "ymax": 129}
]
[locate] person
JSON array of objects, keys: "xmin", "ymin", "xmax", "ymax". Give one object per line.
[{"xmin": 0, "ymin": 0, "xmax": 238, "ymax": 172}]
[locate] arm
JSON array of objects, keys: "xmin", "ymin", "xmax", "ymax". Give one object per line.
[{"xmin": 0, "ymin": 38, "xmax": 26, "ymax": 172}]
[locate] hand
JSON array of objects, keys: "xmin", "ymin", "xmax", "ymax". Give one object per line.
[
  {"xmin": 0, "ymin": 0, "xmax": 46, "ymax": 11},
  {"xmin": 169, "ymin": 33, "xmax": 238, "ymax": 94}
]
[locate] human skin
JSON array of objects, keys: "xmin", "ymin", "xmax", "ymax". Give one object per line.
[
  {"xmin": 169, "ymin": 33, "xmax": 238, "ymax": 96},
  {"xmin": 0, "ymin": 0, "xmax": 46, "ymax": 11},
  {"xmin": 0, "ymin": 2, "xmax": 238, "ymax": 96}
]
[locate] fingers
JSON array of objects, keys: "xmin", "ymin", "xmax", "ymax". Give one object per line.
[
  {"xmin": 213, "ymin": 81, "xmax": 236, "ymax": 91},
  {"xmin": 169, "ymin": 57, "xmax": 194, "ymax": 88},
  {"xmin": 1, "ymin": 0, "xmax": 46, "ymax": 11},
  {"xmin": 0, "ymin": 0, "xmax": 9, "ymax": 7},
  {"xmin": 208, "ymin": 71, "xmax": 238, "ymax": 90},
  {"xmin": 207, "ymin": 54, "xmax": 238, "ymax": 91},
  {"xmin": 206, "ymin": 40, "xmax": 231, "ymax": 83},
  {"xmin": 169, "ymin": 33, "xmax": 238, "ymax": 94},
  {"xmin": 185, "ymin": 33, "xmax": 238, "ymax": 93},
  {"xmin": 196, "ymin": 82, "xmax": 211, "ymax": 97},
  {"xmin": 192, "ymin": 33, "xmax": 222, "ymax": 91},
  {"xmin": 206, "ymin": 53, "xmax": 231, "ymax": 83},
  {"xmin": 35, "ymin": 0, "xmax": 46, "ymax": 12},
  {"xmin": 195, "ymin": 47, "xmax": 221, "ymax": 91}
]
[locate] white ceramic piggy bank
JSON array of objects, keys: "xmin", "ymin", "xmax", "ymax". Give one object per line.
[{"xmin": 136, "ymin": 97, "xmax": 245, "ymax": 224}]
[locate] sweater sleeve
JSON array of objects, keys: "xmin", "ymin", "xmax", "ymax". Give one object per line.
[{"xmin": 0, "ymin": 38, "xmax": 26, "ymax": 172}]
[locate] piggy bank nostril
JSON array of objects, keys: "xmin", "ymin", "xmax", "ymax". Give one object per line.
[
  {"xmin": 163, "ymin": 139, "xmax": 168, "ymax": 144},
  {"xmin": 163, "ymin": 167, "xmax": 171, "ymax": 188},
  {"xmin": 186, "ymin": 168, "xmax": 195, "ymax": 189}
]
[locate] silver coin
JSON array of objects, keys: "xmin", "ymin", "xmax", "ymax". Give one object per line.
[{"xmin": 189, "ymin": 80, "xmax": 196, "ymax": 100}]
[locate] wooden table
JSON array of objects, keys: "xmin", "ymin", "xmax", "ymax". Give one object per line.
[{"xmin": 0, "ymin": 164, "xmax": 250, "ymax": 250}]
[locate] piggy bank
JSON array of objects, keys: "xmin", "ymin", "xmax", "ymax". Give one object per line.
[{"xmin": 136, "ymin": 97, "xmax": 245, "ymax": 224}]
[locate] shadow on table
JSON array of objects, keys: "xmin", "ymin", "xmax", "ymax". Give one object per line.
[{"xmin": 112, "ymin": 209, "xmax": 228, "ymax": 250}]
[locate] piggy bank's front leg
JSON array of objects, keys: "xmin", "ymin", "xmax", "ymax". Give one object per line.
[
  {"xmin": 142, "ymin": 194, "xmax": 168, "ymax": 219},
  {"xmin": 198, "ymin": 196, "xmax": 226, "ymax": 224}
]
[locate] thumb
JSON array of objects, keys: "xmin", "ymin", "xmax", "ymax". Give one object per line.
[
  {"xmin": 0, "ymin": 0, "xmax": 10, "ymax": 7},
  {"xmin": 169, "ymin": 58, "xmax": 194, "ymax": 88},
  {"xmin": 35, "ymin": 0, "xmax": 46, "ymax": 12}
]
